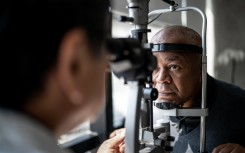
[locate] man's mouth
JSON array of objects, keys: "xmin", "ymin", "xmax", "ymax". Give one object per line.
[{"xmin": 157, "ymin": 92, "xmax": 176, "ymax": 101}]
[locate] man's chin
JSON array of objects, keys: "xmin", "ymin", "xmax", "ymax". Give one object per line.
[{"xmin": 154, "ymin": 99, "xmax": 175, "ymax": 103}]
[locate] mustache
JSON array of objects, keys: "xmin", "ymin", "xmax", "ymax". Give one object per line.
[{"xmin": 154, "ymin": 83, "xmax": 174, "ymax": 92}]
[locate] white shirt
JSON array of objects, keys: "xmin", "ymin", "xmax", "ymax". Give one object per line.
[{"xmin": 0, "ymin": 108, "xmax": 72, "ymax": 153}]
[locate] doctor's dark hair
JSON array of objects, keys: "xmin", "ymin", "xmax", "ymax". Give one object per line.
[{"xmin": 0, "ymin": 0, "xmax": 110, "ymax": 109}]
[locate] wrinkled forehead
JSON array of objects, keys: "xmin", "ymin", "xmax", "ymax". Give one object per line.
[{"xmin": 153, "ymin": 51, "xmax": 200, "ymax": 64}]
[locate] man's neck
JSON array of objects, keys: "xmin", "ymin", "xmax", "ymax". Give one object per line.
[{"xmin": 181, "ymin": 99, "xmax": 200, "ymax": 108}]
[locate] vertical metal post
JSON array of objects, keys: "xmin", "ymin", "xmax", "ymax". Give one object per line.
[
  {"xmin": 125, "ymin": 82, "xmax": 143, "ymax": 153},
  {"xmin": 127, "ymin": 0, "xmax": 149, "ymax": 44},
  {"xmin": 125, "ymin": 1, "xmax": 150, "ymax": 153}
]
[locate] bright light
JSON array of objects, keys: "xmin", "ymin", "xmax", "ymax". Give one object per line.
[{"xmin": 206, "ymin": 0, "xmax": 215, "ymax": 77}]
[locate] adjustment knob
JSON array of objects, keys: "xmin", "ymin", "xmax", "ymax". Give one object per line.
[{"xmin": 142, "ymin": 88, "xmax": 158, "ymax": 100}]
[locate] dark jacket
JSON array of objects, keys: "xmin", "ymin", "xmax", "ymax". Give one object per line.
[{"xmin": 171, "ymin": 75, "xmax": 245, "ymax": 153}]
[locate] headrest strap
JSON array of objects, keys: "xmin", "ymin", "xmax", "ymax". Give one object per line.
[{"xmin": 152, "ymin": 43, "xmax": 202, "ymax": 54}]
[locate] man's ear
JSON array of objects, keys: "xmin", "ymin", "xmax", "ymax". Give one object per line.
[{"xmin": 55, "ymin": 28, "xmax": 87, "ymax": 105}]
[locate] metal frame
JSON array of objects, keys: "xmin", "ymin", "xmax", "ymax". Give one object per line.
[
  {"xmin": 149, "ymin": 6, "xmax": 208, "ymax": 153},
  {"xmin": 124, "ymin": 1, "xmax": 208, "ymax": 153}
]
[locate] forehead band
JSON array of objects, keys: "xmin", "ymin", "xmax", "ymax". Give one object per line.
[{"xmin": 152, "ymin": 43, "xmax": 202, "ymax": 54}]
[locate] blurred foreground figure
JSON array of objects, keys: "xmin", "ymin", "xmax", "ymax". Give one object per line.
[{"xmin": 0, "ymin": 0, "xmax": 124, "ymax": 153}]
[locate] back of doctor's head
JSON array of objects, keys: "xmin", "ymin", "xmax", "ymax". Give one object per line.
[{"xmin": 0, "ymin": 0, "xmax": 109, "ymax": 110}]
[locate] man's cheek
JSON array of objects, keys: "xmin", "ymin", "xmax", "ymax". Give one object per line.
[
  {"xmin": 152, "ymin": 81, "xmax": 156, "ymax": 88},
  {"xmin": 151, "ymin": 75, "xmax": 155, "ymax": 82}
]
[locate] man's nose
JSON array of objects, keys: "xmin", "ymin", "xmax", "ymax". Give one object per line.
[{"xmin": 156, "ymin": 68, "xmax": 172, "ymax": 84}]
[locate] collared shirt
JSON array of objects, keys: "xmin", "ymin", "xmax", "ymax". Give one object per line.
[{"xmin": 0, "ymin": 108, "xmax": 73, "ymax": 153}]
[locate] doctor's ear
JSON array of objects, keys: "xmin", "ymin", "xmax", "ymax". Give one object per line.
[{"xmin": 55, "ymin": 28, "xmax": 89, "ymax": 105}]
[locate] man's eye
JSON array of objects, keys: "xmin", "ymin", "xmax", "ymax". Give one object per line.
[{"xmin": 169, "ymin": 65, "xmax": 180, "ymax": 71}]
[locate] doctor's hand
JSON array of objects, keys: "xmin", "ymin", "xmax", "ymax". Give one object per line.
[
  {"xmin": 212, "ymin": 143, "xmax": 245, "ymax": 153},
  {"xmin": 97, "ymin": 129, "xmax": 125, "ymax": 153},
  {"xmin": 109, "ymin": 128, "xmax": 126, "ymax": 139},
  {"xmin": 109, "ymin": 128, "xmax": 125, "ymax": 153}
]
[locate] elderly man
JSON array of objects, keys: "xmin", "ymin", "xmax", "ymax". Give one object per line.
[{"xmin": 151, "ymin": 25, "xmax": 245, "ymax": 153}]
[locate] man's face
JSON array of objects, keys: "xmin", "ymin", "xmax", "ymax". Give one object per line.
[{"xmin": 152, "ymin": 51, "xmax": 201, "ymax": 107}]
